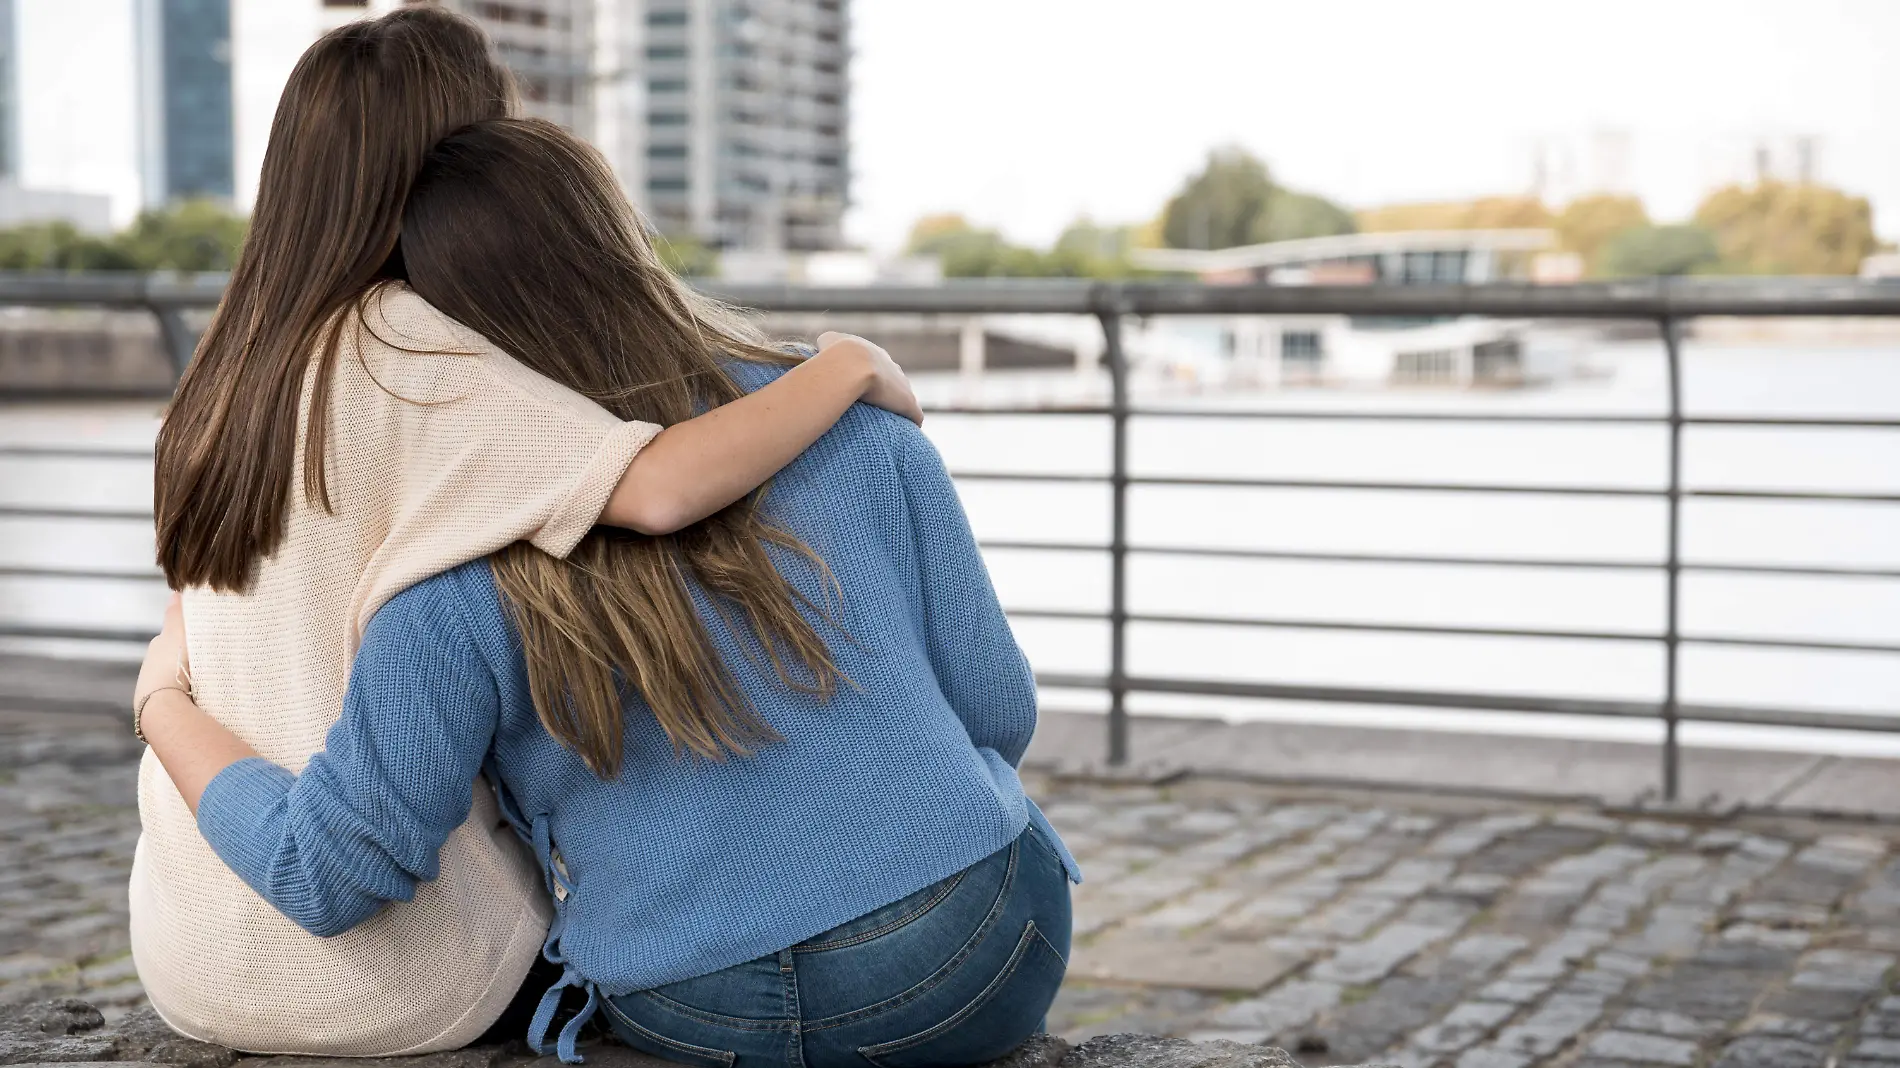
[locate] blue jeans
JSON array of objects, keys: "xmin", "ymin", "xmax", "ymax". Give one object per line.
[{"xmin": 602, "ymin": 826, "xmax": 1072, "ymax": 1068}]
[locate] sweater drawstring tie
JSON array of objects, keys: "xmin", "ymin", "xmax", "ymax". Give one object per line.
[{"xmin": 523, "ymin": 812, "xmax": 602, "ymax": 1064}]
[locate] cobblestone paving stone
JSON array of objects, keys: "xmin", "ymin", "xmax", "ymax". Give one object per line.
[{"xmin": 7, "ymin": 709, "xmax": 1900, "ymax": 1067}]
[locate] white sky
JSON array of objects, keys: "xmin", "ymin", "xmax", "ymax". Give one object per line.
[
  {"xmin": 845, "ymin": 0, "xmax": 1900, "ymax": 250},
  {"xmin": 18, "ymin": 0, "xmax": 1900, "ymax": 248}
]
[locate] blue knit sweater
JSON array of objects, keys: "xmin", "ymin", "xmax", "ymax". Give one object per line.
[{"xmin": 194, "ymin": 376, "xmax": 1079, "ymax": 1060}]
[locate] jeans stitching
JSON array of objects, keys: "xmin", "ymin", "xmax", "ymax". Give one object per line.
[
  {"xmin": 801, "ymin": 838, "xmax": 1021, "ymax": 1033},
  {"xmin": 625, "ymin": 991, "xmax": 795, "ymax": 1033},
  {"xmin": 1028, "ymin": 920, "xmax": 1068, "ymax": 965},
  {"xmin": 792, "ymin": 869, "xmax": 969, "ymax": 954},
  {"xmin": 601, "ymin": 998, "xmax": 740, "ymax": 1064},
  {"xmin": 855, "ymin": 920, "xmax": 1049, "ymax": 1062},
  {"xmin": 781, "ymin": 947, "xmax": 802, "ymax": 1068}
]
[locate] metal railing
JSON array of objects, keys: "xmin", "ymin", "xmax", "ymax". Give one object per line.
[{"xmin": 6, "ymin": 272, "xmax": 1900, "ymax": 801}]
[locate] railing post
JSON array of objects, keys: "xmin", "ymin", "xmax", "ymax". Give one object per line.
[
  {"xmin": 150, "ymin": 303, "xmax": 195, "ymax": 380},
  {"xmin": 1097, "ymin": 292, "xmax": 1130, "ymax": 767},
  {"xmin": 1661, "ymin": 314, "xmax": 1684, "ymax": 803}
]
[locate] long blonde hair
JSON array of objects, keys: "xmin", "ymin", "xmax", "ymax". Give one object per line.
[{"xmin": 401, "ymin": 118, "xmax": 842, "ymax": 777}]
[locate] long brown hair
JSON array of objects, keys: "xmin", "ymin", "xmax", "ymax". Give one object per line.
[
  {"xmin": 402, "ymin": 119, "xmax": 842, "ymax": 777},
  {"xmin": 154, "ymin": 7, "xmax": 514, "ymax": 591}
]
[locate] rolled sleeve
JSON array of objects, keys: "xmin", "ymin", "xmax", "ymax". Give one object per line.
[{"xmin": 531, "ymin": 418, "xmax": 663, "ymax": 557}]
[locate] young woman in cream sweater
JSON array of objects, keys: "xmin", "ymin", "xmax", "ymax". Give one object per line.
[{"xmin": 136, "ymin": 9, "xmax": 916, "ymax": 1056}]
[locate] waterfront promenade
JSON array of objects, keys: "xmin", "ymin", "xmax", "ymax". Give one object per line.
[{"xmin": 6, "ymin": 655, "xmax": 1900, "ymax": 1068}]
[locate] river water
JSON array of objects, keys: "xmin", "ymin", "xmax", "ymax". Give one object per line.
[{"xmin": 4, "ymin": 334, "xmax": 1897, "ymax": 755}]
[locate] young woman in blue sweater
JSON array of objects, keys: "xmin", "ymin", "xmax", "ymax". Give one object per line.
[{"xmin": 132, "ymin": 117, "xmax": 1078, "ymax": 1068}]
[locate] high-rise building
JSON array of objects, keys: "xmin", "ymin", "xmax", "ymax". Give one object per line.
[
  {"xmin": 137, "ymin": 0, "xmax": 236, "ymax": 206},
  {"xmin": 425, "ymin": 0, "xmax": 596, "ymax": 133},
  {"xmin": 446, "ymin": 0, "xmax": 848, "ymax": 252},
  {"xmin": 641, "ymin": 0, "xmax": 848, "ymax": 251},
  {"xmin": 0, "ymin": 0, "xmax": 17, "ymax": 183}
]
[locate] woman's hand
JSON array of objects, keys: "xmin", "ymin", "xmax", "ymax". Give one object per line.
[
  {"xmin": 131, "ymin": 592, "xmax": 257, "ymax": 811},
  {"xmin": 818, "ymin": 331, "xmax": 923, "ymax": 426},
  {"xmin": 135, "ymin": 592, "xmax": 192, "ymax": 717}
]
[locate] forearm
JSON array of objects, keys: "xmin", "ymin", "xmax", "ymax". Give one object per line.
[
  {"xmin": 140, "ymin": 688, "xmax": 259, "ymax": 814},
  {"xmin": 601, "ymin": 345, "xmax": 873, "ymax": 534}
]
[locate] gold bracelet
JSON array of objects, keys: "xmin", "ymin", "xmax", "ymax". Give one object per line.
[{"xmin": 134, "ymin": 685, "xmax": 191, "ymax": 743}]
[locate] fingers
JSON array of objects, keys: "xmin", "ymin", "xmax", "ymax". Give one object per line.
[{"xmin": 816, "ymin": 331, "xmax": 847, "ymax": 350}]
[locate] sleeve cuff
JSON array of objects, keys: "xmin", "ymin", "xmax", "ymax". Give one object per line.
[
  {"xmin": 196, "ymin": 757, "xmax": 297, "ymax": 887},
  {"xmin": 531, "ymin": 418, "xmax": 664, "ymax": 557}
]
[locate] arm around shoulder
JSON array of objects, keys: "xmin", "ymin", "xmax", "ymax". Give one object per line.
[
  {"xmin": 600, "ymin": 334, "xmax": 919, "ymax": 535},
  {"xmin": 193, "ymin": 575, "xmax": 506, "ymax": 937}
]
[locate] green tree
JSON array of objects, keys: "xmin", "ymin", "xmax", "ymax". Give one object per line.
[
  {"xmin": 1047, "ymin": 217, "xmax": 1148, "ymax": 278},
  {"xmin": 1600, "ymin": 224, "xmax": 1721, "ymax": 277},
  {"xmin": 1257, "ymin": 189, "xmax": 1356, "ymax": 243},
  {"xmin": 906, "ymin": 213, "xmax": 1158, "ymax": 279},
  {"xmin": 1359, "ymin": 196, "xmax": 1552, "ymax": 233},
  {"xmin": 0, "ymin": 221, "xmax": 138, "ymax": 270},
  {"xmin": 905, "ymin": 214, "xmax": 1019, "ymax": 276},
  {"xmin": 1554, "ymin": 194, "xmax": 1649, "ymax": 276},
  {"xmin": 1693, "ymin": 180, "xmax": 1879, "ymax": 275},
  {"xmin": 1161, "ymin": 148, "xmax": 1274, "ymax": 250},
  {"xmin": 117, "ymin": 200, "xmax": 248, "ymax": 272},
  {"xmin": 0, "ymin": 200, "xmax": 248, "ymax": 272},
  {"xmin": 653, "ymin": 232, "xmax": 718, "ymax": 277},
  {"xmin": 1160, "ymin": 147, "xmax": 1354, "ymax": 249}
]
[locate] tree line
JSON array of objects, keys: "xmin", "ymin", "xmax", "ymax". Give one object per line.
[
  {"xmin": 908, "ymin": 146, "xmax": 1887, "ymax": 279},
  {"xmin": 2, "ymin": 153, "xmax": 1882, "ymax": 281},
  {"xmin": 0, "ymin": 200, "xmax": 247, "ymax": 272}
]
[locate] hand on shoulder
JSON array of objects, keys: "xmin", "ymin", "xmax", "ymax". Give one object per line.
[{"xmin": 817, "ymin": 332, "xmax": 922, "ymax": 426}]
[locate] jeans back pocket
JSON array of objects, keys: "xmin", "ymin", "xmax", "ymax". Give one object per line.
[{"xmin": 856, "ymin": 921, "xmax": 1066, "ymax": 1068}]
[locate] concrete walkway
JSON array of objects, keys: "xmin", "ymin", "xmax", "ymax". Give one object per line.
[
  {"xmin": 8, "ymin": 656, "xmax": 1900, "ymax": 1068},
  {"xmin": 1024, "ymin": 710, "xmax": 1900, "ymax": 820}
]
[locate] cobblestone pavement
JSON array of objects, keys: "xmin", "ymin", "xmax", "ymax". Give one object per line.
[{"xmin": 6, "ymin": 707, "xmax": 1900, "ymax": 1068}]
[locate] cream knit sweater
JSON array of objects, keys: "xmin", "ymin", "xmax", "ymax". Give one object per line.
[{"xmin": 130, "ymin": 285, "xmax": 660, "ymax": 1055}]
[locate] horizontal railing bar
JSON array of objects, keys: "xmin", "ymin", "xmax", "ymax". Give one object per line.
[
  {"xmin": 1011, "ymin": 607, "xmax": 1900, "ymax": 654},
  {"xmin": 1684, "ymin": 416, "xmax": 1900, "ymax": 429},
  {"xmin": 10, "ymin": 272, "xmax": 1900, "ymax": 318},
  {"xmin": 1683, "ymin": 561, "xmax": 1900, "ymax": 580},
  {"xmin": 1008, "ymin": 607, "xmax": 1658, "ymax": 643},
  {"xmin": 1687, "ymin": 488, "xmax": 1900, "ymax": 504},
  {"xmin": 1678, "ymin": 634, "xmax": 1900, "ymax": 656},
  {"xmin": 0, "ymin": 565, "xmax": 161, "ymax": 581},
  {"xmin": 0, "ymin": 622, "xmax": 154, "ymax": 643},
  {"xmin": 11, "ymin": 544, "xmax": 1890, "ymax": 586},
  {"xmin": 924, "ymin": 406, "xmax": 1669, "ymax": 425},
  {"xmin": 9, "ymin": 482, "xmax": 1895, "ymax": 513},
  {"xmin": 0, "ymin": 505, "xmax": 152, "ymax": 521},
  {"xmin": 925, "ymin": 407, "xmax": 1900, "ymax": 429},
  {"xmin": 0, "ymin": 445, "xmax": 155, "ymax": 460},
  {"xmin": 1032, "ymin": 672, "xmax": 1900, "ymax": 733},
  {"xmin": 955, "ymin": 471, "xmax": 1900, "ymax": 504},
  {"xmin": 975, "ymin": 540, "xmax": 1900, "ymax": 580},
  {"xmin": 952, "ymin": 471, "xmax": 1667, "ymax": 496},
  {"xmin": 1121, "ymin": 409, "xmax": 1663, "ymax": 425},
  {"xmin": 922, "ymin": 406, "xmax": 1113, "ymax": 417},
  {"xmin": 978, "ymin": 540, "xmax": 1657, "ymax": 571},
  {"xmin": 0, "ymin": 271, "xmax": 226, "ymax": 309},
  {"xmin": 705, "ymin": 279, "xmax": 1900, "ymax": 318}
]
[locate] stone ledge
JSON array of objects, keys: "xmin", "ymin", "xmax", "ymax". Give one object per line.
[{"xmin": 0, "ymin": 1001, "xmax": 1398, "ymax": 1068}]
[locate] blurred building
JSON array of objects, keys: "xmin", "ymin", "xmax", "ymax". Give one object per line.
[
  {"xmin": 1131, "ymin": 229, "xmax": 1555, "ymax": 286},
  {"xmin": 0, "ymin": 0, "xmax": 16, "ymax": 183},
  {"xmin": 136, "ymin": 0, "xmax": 235, "ymax": 206},
  {"xmin": 424, "ymin": 0, "xmax": 596, "ymax": 132},
  {"xmin": 637, "ymin": 0, "xmax": 849, "ymax": 251},
  {"xmin": 447, "ymin": 0, "xmax": 851, "ymax": 252}
]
